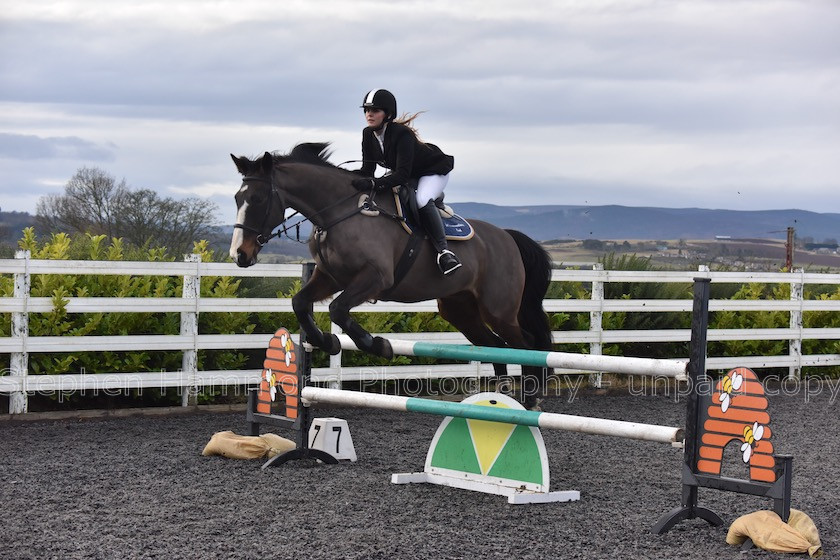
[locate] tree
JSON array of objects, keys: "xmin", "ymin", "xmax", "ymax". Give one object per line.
[
  {"xmin": 36, "ymin": 167, "xmax": 126, "ymax": 238},
  {"xmin": 36, "ymin": 167, "xmax": 219, "ymax": 255},
  {"xmin": 113, "ymin": 188, "xmax": 219, "ymax": 253}
]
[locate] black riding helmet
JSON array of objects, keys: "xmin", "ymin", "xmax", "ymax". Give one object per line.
[{"xmin": 361, "ymin": 89, "xmax": 397, "ymax": 121}]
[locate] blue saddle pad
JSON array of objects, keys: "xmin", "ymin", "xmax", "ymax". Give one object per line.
[
  {"xmin": 441, "ymin": 214, "xmax": 473, "ymax": 240},
  {"xmin": 393, "ymin": 192, "xmax": 474, "ymax": 241}
]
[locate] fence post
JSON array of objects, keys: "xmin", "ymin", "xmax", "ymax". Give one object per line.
[
  {"xmin": 181, "ymin": 254, "xmax": 201, "ymax": 406},
  {"xmin": 589, "ymin": 263, "xmax": 604, "ymax": 388},
  {"xmin": 9, "ymin": 250, "xmax": 31, "ymax": 414},
  {"xmin": 789, "ymin": 268, "xmax": 804, "ymax": 380}
]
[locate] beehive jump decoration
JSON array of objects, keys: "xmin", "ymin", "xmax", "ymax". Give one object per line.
[{"xmin": 699, "ymin": 367, "xmax": 776, "ymax": 483}]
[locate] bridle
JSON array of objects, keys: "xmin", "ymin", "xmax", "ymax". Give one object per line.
[{"xmin": 233, "ymin": 175, "xmax": 291, "ymax": 247}]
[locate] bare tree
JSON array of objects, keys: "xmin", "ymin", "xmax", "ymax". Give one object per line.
[
  {"xmin": 36, "ymin": 167, "xmax": 127, "ymax": 237},
  {"xmin": 114, "ymin": 189, "xmax": 219, "ymax": 253},
  {"xmin": 36, "ymin": 167, "xmax": 219, "ymax": 255}
]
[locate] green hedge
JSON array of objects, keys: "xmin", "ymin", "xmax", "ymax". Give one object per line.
[{"xmin": 3, "ymin": 234, "xmax": 839, "ymax": 410}]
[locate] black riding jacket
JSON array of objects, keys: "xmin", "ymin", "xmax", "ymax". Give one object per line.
[{"xmin": 358, "ymin": 122, "xmax": 454, "ymax": 190}]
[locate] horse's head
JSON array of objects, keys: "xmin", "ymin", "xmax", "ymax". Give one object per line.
[{"xmin": 229, "ymin": 151, "xmax": 285, "ymax": 267}]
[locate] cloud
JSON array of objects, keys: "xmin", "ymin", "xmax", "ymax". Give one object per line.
[
  {"xmin": 1, "ymin": 0, "xmax": 839, "ymax": 222},
  {"xmin": 0, "ymin": 133, "xmax": 115, "ymax": 161}
]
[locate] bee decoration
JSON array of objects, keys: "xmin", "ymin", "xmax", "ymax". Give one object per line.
[
  {"xmin": 264, "ymin": 369, "xmax": 278, "ymax": 401},
  {"xmin": 719, "ymin": 369, "xmax": 744, "ymax": 413},
  {"xmin": 280, "ymin": 332, "xmax": 294, "ymax": 367},
  {"xmin": 741, "ymin": 421, "xmax": 765, "ymax": 463}
]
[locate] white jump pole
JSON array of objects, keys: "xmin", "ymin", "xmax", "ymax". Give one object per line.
[
  {"xmin": 332, "ymin": 334, "xmax": 688, "ymax": 380},
  {"xmin": 301, "ymin": 387, "xmax": 684, "ymax": 444}
]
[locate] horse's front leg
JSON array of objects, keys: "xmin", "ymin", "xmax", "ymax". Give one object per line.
[
  {"xmin": 328, "ymin": 269, "xmax": 393, "ymax": 359},
  {"xmin": 291, "ymin": 268, "xmax": 341, "ymax": 354}
]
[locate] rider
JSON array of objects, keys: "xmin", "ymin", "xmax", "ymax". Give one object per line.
[{"xmin": 351, "ymin": 88, "xmax": 462, "ymax": 276}]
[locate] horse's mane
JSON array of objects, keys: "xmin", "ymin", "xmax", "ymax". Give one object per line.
[{"xmin": 272, "ymin": 142, "xmax": 338, "ymax": 169}]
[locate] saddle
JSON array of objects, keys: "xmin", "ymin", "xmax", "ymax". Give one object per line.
[
  {"xmin": 354, "ymin": 180, "xmax": 473, "ymax": 294},
  {"xmin": 392, "ymin": 180, "xmax": 474, "ymax": 241}
]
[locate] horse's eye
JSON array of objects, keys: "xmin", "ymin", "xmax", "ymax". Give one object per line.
[{"xmin": 250, "ymin": 194, "xmax": 263, "ymax": 205}]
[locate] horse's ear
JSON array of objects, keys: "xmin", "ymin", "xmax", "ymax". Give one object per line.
[
  {"xmin": 231, "ymin": 154, "xmax": 246, "ymax": 174},
  {"xmin": 261, "ymin": 151, "xmax": 273, "ymax": 174}
]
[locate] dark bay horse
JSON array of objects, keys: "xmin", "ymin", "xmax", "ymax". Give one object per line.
[{"xmin": 230, "ymin": 143, "xmax": 553, "ymax": 406}]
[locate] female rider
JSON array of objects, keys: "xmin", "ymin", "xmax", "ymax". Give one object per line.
[{"xmin": 351, "ymin": 89, "xmax": 461, "ymax": 275}]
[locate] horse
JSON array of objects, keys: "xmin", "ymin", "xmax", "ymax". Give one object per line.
[{"xmin": 229, "ymin": 143, "xmax": 553, "ymax": 407}]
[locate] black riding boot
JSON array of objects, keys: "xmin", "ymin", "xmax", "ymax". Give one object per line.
[{"xmin": 419, "ymin": 200, "xmax": 461, "ymax": 275}]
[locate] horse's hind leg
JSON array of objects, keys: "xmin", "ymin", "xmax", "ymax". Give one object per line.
[
  {"xmin": 292, "ymin": 267, "xmax": 341, "ymax": 354},
  {"xmin": 438, "ymin": 295, "xmax": 512, "ymax": 389},
  {"xmin": 477, "ymin": 308, "xmax": 551, "ymax": 410},
  {"xmin": 439, "ymin": 294, "xmax": 506, "ymax": 348}
]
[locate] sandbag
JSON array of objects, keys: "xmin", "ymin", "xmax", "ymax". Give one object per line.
[
  {"xmin": 201, "ymin": 430, "xmax": 296, "ymax": 460},
  {"xmin": 726, "ymin": 509, "xmax": 822, "ymax": 557}
]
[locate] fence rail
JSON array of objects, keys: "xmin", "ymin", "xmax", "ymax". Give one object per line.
[{"xmin": 2, "ymin": 252, "xmax": 839, "ymax": 414}]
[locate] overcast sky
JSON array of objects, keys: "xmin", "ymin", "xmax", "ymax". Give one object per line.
[{"xmin": 2, "ymin": 0, "xmax": 839, "ymax": 227}]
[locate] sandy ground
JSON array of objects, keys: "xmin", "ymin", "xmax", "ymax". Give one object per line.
[{"xmin": 0, "ymin": 386, "xmax": 836, "ymax": 559}]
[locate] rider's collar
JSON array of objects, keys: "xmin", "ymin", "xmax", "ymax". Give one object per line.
[{"xmin": 374, "ymin": 122, "xmax": 387, "ymax": 150}]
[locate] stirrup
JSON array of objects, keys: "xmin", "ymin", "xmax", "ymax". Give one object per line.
[{"xmin": 437, "ymin": 250, "xmax": 461, "ymax": 275}]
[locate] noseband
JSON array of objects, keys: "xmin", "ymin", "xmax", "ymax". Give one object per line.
[{"xmin": 233, "ymin": 175, "xmax": 284, "ymax": 247}]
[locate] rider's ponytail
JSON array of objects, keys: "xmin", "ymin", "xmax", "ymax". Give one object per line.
[{"xmin": 394, "ymin": 111, "xmax": 427, "ymax": 144}]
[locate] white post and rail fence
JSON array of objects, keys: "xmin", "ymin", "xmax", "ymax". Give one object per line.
[{"xmin": 2, "ymin": 251, "xmax": 839, "ymax": 414}]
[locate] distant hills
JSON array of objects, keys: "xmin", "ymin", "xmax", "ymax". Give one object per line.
[
  {"xmin": 0, "ymin": 210, "xmax": 34, "ymax": 246},
  {"xmin": 5, "ymin": 205, "xmax": 840, "ymax": 249},
  {"xmin": 232, "ymin": 203, "xmax": 839, "ymax": 258},
  {"xmin": 446, "ymin": 203, "xmax": 840, "ymax": 242}
]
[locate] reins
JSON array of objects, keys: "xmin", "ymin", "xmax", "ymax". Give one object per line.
[
  {"xmin": 234, "ymin": 158, "xmax": 420, "ymax": 294},
  {"xmin": 234, "ymin": 170, "xmax": 401, "ymax": 247}
]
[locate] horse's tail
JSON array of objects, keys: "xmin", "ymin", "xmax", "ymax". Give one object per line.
[{"xmin": 505, "ymin": 229, "xmax": 553, "ymax": 351}]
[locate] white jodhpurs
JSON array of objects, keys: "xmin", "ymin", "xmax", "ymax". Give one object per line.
[{"xmin": 415, "ymin": 173, "xmax": 450, "ymax": 206}]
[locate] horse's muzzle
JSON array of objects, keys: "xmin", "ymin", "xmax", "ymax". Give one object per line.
[{"xmin": 234, "ymin": 251, "xmax": 257, "ymax": 268}]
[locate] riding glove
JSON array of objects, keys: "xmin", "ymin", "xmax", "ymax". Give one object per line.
[{"xmin": 352, "ymin": 178, "xmax": 376, "ymax": 191}]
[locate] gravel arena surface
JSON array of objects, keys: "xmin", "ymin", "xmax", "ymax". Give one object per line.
[{"xmin": 1, "ymin": 386, "xmax": 836, "ymax": 560}]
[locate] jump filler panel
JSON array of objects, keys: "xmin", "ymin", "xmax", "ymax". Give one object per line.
[{"xmin": 699, "ymin": 367, "xmax": 776, "ymax": 483}]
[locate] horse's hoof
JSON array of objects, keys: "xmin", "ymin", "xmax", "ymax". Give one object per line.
[
  {"xmin": 372, "ymin": 336, "xmax": 393, "ymax": 359},
  {"xmin": 327, "ymin": 334, "xmax": 342, "ymax": 355}
]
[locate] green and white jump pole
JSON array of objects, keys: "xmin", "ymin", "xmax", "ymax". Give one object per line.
[
  {"xmin": 331, "ymin": 334, "xmax": 689, "ymax": 380},
  {"xmin": 301, "ymin": 387, "xmax": 684, "ymax": 444}
]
